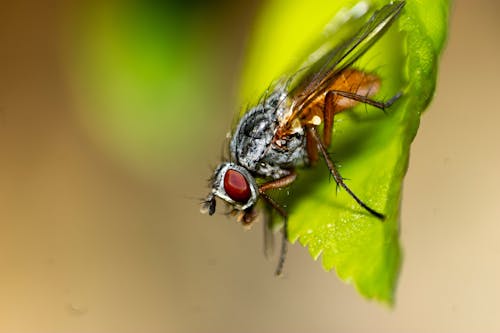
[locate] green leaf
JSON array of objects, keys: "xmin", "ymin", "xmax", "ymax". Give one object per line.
[{"xmin": 240, "ymin": 0, "xmax": 449, "ymax": 304}]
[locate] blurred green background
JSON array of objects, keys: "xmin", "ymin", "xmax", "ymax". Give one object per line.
[{"xmin": 1, "ymin": 0, "xmax": 499, "ymax": 332}]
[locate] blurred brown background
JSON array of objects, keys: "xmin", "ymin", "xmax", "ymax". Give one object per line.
[{"xmin": 0, "ymin": 0, "xmax": 499, "ymax": 332}]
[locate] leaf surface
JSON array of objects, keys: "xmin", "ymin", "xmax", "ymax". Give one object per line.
[{"xmin": 240, "ymin": 0, "xmax": 450, "ymax": 303}]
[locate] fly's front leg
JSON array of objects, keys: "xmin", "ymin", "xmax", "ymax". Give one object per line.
[
  {"xmin": 262, "ymin": 207, "xmax": 274, "ymax": 260},
  {"xmin": 258, "ymin": 172, "xmax": 297, "ymax": 276},
  {"xmin": 259, "ymin": 172, "xmax": 297, "ymax": 192}
]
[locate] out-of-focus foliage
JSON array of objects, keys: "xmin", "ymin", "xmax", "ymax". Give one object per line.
[{"xmin": 67, "ymin": 1, "xmax": 230, "ymax": 176}]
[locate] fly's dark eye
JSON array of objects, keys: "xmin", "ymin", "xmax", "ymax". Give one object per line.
[{"xmin": 223, "ymin": 169, "xmax": 251, "ymax": 203}]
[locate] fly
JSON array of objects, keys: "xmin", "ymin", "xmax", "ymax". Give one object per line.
[{"xmin": 201, "ymin": 1, "xmax": 405, "ymax": 276}]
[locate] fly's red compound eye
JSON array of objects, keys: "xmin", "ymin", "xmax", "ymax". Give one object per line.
[{"xmin": 223, "ymin": 169, "xmax": 251, "ymax": 203}]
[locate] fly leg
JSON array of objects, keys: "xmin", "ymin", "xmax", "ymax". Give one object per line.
[
  {"xmin": 327, "ymin": 90, "xmax": 402, "ymax": 112},
  {"xmin": 307, "ymin": 126, "xmax": 385, "ymax": 220},
  {"xmin": 306, "ymin": 91, "xmax": 339, "ymax": 163},
  {"xmin": 309, "ymin": 90, "xmax": 401, "ymax": 218},
  {"xmin": 309, "ymin": 89, "xmax": 402, "ymax": 164},
  {"xmin": 322, "ymin": 90, "xmax": 401, "ymax": 147},
  {"xmin": 262, "ymin": 207, "xmax": 274, "ymax": 260},
  {"xmin": 322, "ymin": 90, "xmax": 339, "ymax": 148},
  {"xmin": 258, "ymin": 172, "xmax": 297, "ymax": 276}
]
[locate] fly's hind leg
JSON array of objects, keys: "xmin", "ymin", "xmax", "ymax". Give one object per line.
[
  {"xmin": 321, "ymin": 90, "xmax": 402, "ymax": 147},
  {"xmin": 327, "ymin": 90, "xmax": 402, "ymax": 113}
]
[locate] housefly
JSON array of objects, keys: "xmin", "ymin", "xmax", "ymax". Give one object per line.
[{"xmin": 201, "ymin": 1, "xmax": 405, "ymax": 275}]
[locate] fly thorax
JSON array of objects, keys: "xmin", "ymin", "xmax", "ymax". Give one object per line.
[
  {"xmin": 229, "ymin": 86, "xmax": 307, "ymax": 178},
  {"xmin": 230, "ymin": 103, "xmax": 277, "ymax": 174}
]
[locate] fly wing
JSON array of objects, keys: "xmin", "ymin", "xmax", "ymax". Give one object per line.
[{"xmin": 286, "ymin": 1, "xmax": 405, "ymax": 121}]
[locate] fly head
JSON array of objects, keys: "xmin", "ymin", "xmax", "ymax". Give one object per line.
[{"xmin": 201, "ymin": 163, "xmax": 259, "ymax": 219}]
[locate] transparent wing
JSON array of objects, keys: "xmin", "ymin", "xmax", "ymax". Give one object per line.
[{"xmin": 287, "ymin": 1, "xmax": 405, "ymax": 118}]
